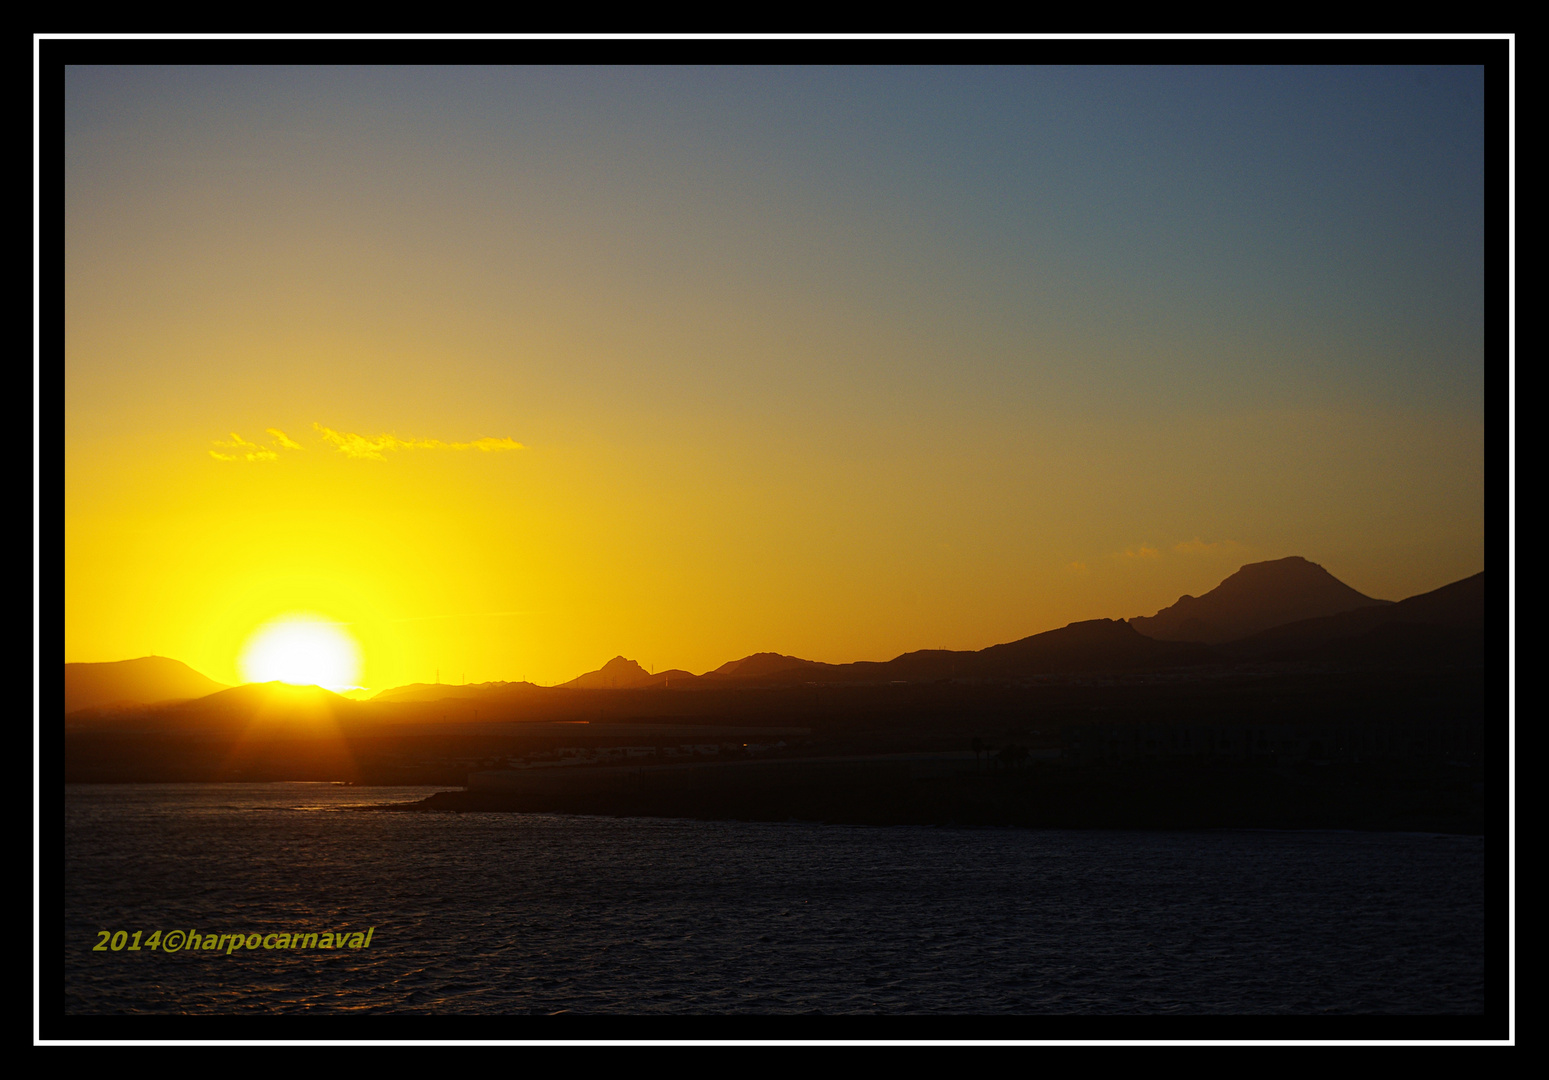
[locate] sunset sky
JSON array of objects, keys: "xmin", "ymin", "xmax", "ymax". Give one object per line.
[{"xmin": 63, "ymin": 64, "xmax": 1487, "ymax": 690}]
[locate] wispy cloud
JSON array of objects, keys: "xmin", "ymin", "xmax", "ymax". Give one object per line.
[
  {"xmin": 313, "ymin": 425, "xmax": 524, "ymax": 460},
  {"xmin": 212, "ymin": 425, "xmax": 523, "ymax": 462},
  {"xmin": 1119, "ymin": 544, "xmax": 1161, "ymax": 560},
  {"xmin": 209, "ymin": 432, "xmax": 284, "ymax": 462},
  {"xmin": 1173, "ymin": 538, "xmax": 1246, "ymax": 556},
  {"xmin": 1065, "ymin": 561, "xmax": 1089, "ymax": 575}
]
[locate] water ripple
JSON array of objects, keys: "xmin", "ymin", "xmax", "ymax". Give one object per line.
[{"xmin": 65, "ymin": 784, "xmax": 1484, "ymax": 1014}]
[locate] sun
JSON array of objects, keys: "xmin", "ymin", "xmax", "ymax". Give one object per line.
[{"xmin": 238, "ymin": 613, "xmax": 362, "ymax": 692}]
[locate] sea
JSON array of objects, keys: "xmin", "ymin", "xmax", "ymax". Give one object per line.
[{"xmin": 61, "ymin": 783, "xmax": 1487, "ymax": 1023}]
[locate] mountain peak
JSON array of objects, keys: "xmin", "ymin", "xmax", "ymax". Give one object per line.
[
  {"xmin": 707, "ymin": 652, "xmax": 824, "ymax": 680},
  {"xmin": 1131, "ymin": 557, "xmax": 1390, "ymax": 644},
  {"xmin": 562, "ymin": 656, "xmax": 656, "ymax": 689}
]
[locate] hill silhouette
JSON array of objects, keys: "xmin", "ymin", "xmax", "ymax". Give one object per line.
[
  {"xmin": 65, "ymin": 656, "xmax": 228, "ymax": 714},
  {"xmin": 702, "ymin": 653, "xmax": 838, "ymax": 682},
  {"xmin": 830, "ymin": 618, "xmax": 1212, "ymax": 683},
  {"xmin": 172, "ymin": 681, "xmax": 352, "ymax": 713},
  {"xmin": 1225, "ymin": 572, "xmax": 1484, "ymax": 666},
  {"xmin": 66, "ymin": 559, "xmax": 1485, "ymax": 714},
  {"xmin": 63, "ymin": 680, "xmax": 366, "ymax": 731},
  {"xmin": 1129, "ymin": 556, "xmax": 1391, "ymax": 644},
  {"xmin": 371, "ymin": 680, "xmax": 539, "ymax": 704},
  {"xmin": 969, "ymin": 618, "xmax": 1213, "ymax": 676},
  {"xmin": 557, "ymin": 619, "xmax": 1213, "ymax": 691},
  {"xmin": 352, "ymin": 563, "xmax": 1473, "ymax": 699},
  {"xmin": 564, "ymin": 656, "xmax": 669, "ymax": 689}
]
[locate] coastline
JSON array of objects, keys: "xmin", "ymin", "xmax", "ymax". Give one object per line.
[{"xmin": 385, "ymin": 757, "xmax": 1484, "ymax": 835}]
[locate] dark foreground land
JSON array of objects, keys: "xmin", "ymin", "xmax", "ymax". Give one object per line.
[
  {"xmin": 65, "ymin": 665, "xmax": 1492, "ymax": 834},
  {"xmin": 401, "ymin": 758, "xmax": 1484, "ymax": 834}
]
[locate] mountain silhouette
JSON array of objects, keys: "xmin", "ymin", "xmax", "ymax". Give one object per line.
[
  {"xmin": 66, "ymin": 679, "xmax": 361, "ymax": 729},
  {"xmin": 182, "ymin": 681, "xmax": 352, "ymax": 711},
  {"xmin": 564, "ymin": 620, "xmax": 1211, "ymax": 690},
  {"xmin": 702, "ymin": 653, "xmax": 838, "ymax": 682},
  {"xmin": 968, "ymin": 618, "xmax": 1212, "ymax": 676},
  {"xmin": 1129, "ymin": 556, "xmax": 1391, "ymax": 644},
  {"xmin": 370, "ymin": 680, "xmax": 539, "ymax": 704},
  {"xmin": 562, "ymin": 656, "xmax": 665, "ymax": 690},
  {"xmin": 1224, "ymin": 572, "xmax": 1483, "ymax": 665},
  {"xmin": 70, "ymin": 558, "xmax": 1483, "ymax": 711},
  {"xmin": 65, "ymin": 656, "xmax": 228, "ymax": 714}
]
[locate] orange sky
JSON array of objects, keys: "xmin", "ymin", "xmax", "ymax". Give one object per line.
[{"xmin": 63, "ymin": 66, "xmax": 1489, "ymax": 690}]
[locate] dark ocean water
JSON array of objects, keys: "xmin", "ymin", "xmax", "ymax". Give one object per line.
[{"xmin": 62, "ymin": 783, "xmax": 1485, "ymax": 1016}]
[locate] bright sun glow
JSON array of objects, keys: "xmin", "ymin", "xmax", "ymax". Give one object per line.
[{"xmin": 238, "ymin": 613, "xmax": 362, "ymax": 691}]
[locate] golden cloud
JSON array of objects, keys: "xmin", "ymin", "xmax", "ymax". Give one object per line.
[
  {"xmin": 209, "ymin": 432, "xmax": 280, "ymax": 463},
  {"xmin": 1119, "ymin": 544, "xmax": 1161, "ymax": 560},
  {"xmin": 211, "ymin": 426, "xmax": 524, "ymax": 462},
  {"xmin": 313, "ymin": 425, "xmax": 523, "ymax": 460}
]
